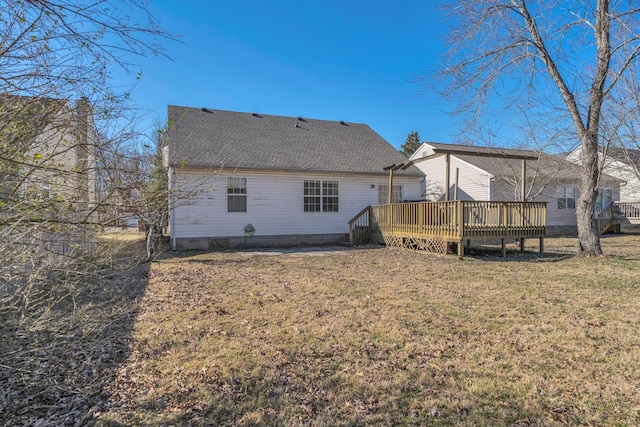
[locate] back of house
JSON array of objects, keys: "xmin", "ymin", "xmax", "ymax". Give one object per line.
[{"xmin": 165, "ymin": 106, "xmax": 423, "ymax": 250}]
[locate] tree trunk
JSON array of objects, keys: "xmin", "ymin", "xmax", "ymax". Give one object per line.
[
  {"xmin": 576, "ymin": 133, "xmax": 603, "ymax": 256},
  {"xmin": 146, "ymin": 225, "xmax": 156, "ymax": 262}
]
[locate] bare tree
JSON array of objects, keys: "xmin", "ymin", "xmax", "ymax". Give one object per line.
[
  {"xmin": 435, "ymin": 0, "xmax": 640, "ymax": 256},
  {"xmin": 0, "ymin": 1, "xmax": 175, "ymax": 423}
]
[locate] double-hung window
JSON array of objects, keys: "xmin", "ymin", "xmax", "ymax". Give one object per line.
[
  {"xmin": 556, "ymin": 185, "xmax": 577, "ymax": 210},
  {"xmin": 227, "ymin": 177, "xmax": 247, "ymax": 212},
  {"xmin": 304, "ymin": 180, "xmax": 338, "ymax": 212}
]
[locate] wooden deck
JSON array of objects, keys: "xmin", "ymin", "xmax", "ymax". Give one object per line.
[{"xmin": 349, "ymin": 201, "xmax": 547, "ymax": 258}]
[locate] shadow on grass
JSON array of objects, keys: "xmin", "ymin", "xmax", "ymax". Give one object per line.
[
  {"xmin": 158, "ymin": 243, "xmax": 575, "ymax": 264},
  {"xmin": 462, "ymin": 246, "xmax": 575, "ymax": 262},
  {"xmin": 0, "ymin": 242, "xmax": 150, "ymax": 426},
  {"xmin": 88, "ymin": 357, "xmax": 575, "ymax": 426}
]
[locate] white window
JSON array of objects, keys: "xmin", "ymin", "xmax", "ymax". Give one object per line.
[
  {"xmin": 304, "ymin": 180, "xmax": 338, "ymax": 212},
  {"xmin": 227, "ymin": 177, "xmax": 247, "ymax": 212},
  {"xmin": 557, "ymin": 185, "xmax": 577, "ymax": 210},
  {"xmin": 322, "ymin": 181, "xmax": 339, "ymax": 212},
  {"xmin": 378, "ymin": 184, "xmax": 403, "ymax": 204},
  {"xmin": 41, "ymin": 178, "xmax": 51, "ymax": 199}
]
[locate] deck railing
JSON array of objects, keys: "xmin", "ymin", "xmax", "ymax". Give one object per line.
[
  {"xmin": 613, "ymin": 201, "xmax": 640, "ymax": 219},
  {"xmin": 348, "ymin": 206, "xmax": 372, "ymax": 245},
  {"xmin": 349, "ymin": 200, "xmax": 546, "ymax": 244}
]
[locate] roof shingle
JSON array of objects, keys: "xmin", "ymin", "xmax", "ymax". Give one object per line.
[{"xmin": 167, "ymin": 106, "xmax": 421, "ymax": 176}]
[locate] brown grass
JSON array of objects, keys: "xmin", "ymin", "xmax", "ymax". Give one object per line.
[{"xmin": 97, "ymin": 235, "xmax": 640, "ymax": 426}]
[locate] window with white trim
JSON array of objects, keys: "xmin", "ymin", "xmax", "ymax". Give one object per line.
[
  {"xmin": 556, "ymin": 185, "xmax": 577, "ymax": 210},
  {"xmin": 378, "ymin": 184, "xmax": 403, "ymax": 204},
  {"xmin": 322, "ymin": 181, "xmax": 339, "ymax": 212},
  {"xmin": 304, "ymin": 180, "xmax": 338, "ymax": 212},
  {"xmin": 227, "ymin": 177, "xmax": 247, "ymax": 212}
]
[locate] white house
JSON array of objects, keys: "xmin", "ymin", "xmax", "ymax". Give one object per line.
[
  {"xmin": 165, "ymin": 106, "xmax": 423, "ymax": 250},
  {"xmin": 566, "ymin": 145, "xmax": 640, "ymax": 230},
  {"xmin": 409, "ymin": 142, "xmax": 621, "ymax": 235},
  {"xmin": 567, "ymin": 145, "xmax": 640, "ymax": 202}
]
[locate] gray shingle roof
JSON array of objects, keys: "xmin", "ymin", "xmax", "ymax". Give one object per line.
[
  {"xmin": 167, "ymin": 106, "xmax": 422, "ymax": 176},
  {"xmin": 420, "ymin": 142, "xmax": 621, "ymax": 184},
  {"xmin": 420, "ymin": 141, "xmax": 539, "ymax": 160},
  {"xmin": 605, "ymin": 146, "xmax": 640, "ymax": 167}
]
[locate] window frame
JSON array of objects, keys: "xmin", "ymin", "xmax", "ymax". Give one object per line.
[
  {"xmin": 227, "ymin": 177, "xmax": 247, "ymax": 213},
  {"xmin": 304, "ymin": 179, "xmax": 338, "ymax": 213},
  {"xmin": 322, "ymin": 180, "xmax": 339, "ymax": 212},
  {"xmin": 378, "ymin": 184, "xmax": 403, "ymax": 204},
  {"xmin": 556, "ymin": 185, "xmax": 577, "ymax": 210}
]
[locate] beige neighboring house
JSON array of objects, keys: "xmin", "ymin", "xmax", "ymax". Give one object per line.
[
  {"xmin": 567, "ymin": 145, "xmax": 640, "ymax": 230},
  {"xmin": 165, "ymin": 106, "xmax": 423, "ymax": 250},
  {"xmin": 409, "ymin": 142, "xmax": 622, "ymax": 236},
  {"xmin": 0, "ymin": 94, "xmax": 97, "ymax": 221}
]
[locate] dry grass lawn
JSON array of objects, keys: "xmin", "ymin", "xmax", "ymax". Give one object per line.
[{"xmin": 97, "ymin": 235, "xmax": 640, "ymax": 426}]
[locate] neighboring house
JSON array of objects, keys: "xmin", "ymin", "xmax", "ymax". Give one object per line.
[
  {"xmin": 0, "ymin": 94, "xmax": 96, "ymax": 220},
  {"xmin": 409, "ymin": 142, "xmax": 621, "ymax": 235},
  {"xmin": 165, "ymin": 106, "xmax": 423, "ymax": 250},
  {"xmin": 566, "ymin": 145, "xmax": 640, "ymax": 230},
  {"xmin": 567, "ymin": 145, "xmax": 640, "ymax": 202},
  {"xmin": 0, "ymin": 94, "xmax": 98, "ymax": 256}
]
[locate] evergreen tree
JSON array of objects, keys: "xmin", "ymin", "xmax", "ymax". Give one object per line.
[{"xmin": 400, "ymin": 131, "xmax": 421, "ymax": 157}]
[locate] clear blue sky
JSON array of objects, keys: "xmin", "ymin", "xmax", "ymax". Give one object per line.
[{"xmin": 124, "ymin": 0, "xmax": 458, "ymax": 149}]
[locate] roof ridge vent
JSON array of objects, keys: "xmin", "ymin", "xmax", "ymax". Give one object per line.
[
  {"xmin": 340, "ymin": 120, "xmax": 348, "ymax": 126},
  {"xmin": 201, "ymin": 107, "xmax": 211, "ymax": 113},
  {"xmin": 252, "ymin": 112, "xmax": 262, "ymax": 118},
  {"xmin": 297, "ymin": 117, "xmax": 306, "ymax": 122}
]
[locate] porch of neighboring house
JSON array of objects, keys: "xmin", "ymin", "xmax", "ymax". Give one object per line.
[
  {"xmin": 349, "ymin": 200, "xmax": 546, "ymax": 258},
  {"xmin": 597, "ymin": 201, "xmax": 640, "ymax": 233}
]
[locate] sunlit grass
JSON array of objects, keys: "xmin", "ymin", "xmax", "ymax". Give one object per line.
[{"xmin": 98, "ymin": 235, "xmax": 640, "ymax": 426}]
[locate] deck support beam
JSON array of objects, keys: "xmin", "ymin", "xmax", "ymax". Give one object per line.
[
  {"xmin": 445, "ymin": 153, "xmax": 451, "ymax": 201},
  {"xmin": 387, "ymin": 168, "xmax": 394, "ymax": 204}
]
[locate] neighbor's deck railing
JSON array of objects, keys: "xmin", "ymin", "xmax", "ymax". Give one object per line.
[
  {"xmin": 350, "ymin": 200, "xmax": 546, "ymax": 244},
  {"xmin": 613, "ymin": 201, "xmax": 640, "ymax": 219}
]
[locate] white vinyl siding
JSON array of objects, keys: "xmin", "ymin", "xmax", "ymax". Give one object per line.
[
  {"xmin": 169, "ymin": 169, "xmax": 421, "ymax": 238},
  {"xmin": 413, "ymin": 154, "xmax": 491, "ymax": 201}
]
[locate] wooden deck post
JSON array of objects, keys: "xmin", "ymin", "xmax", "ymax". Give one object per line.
[
  {"xmin": 454, "ymin": 167, "xmax": 459, "ymax": 201},
  {"xmin": 501, "ymin": 238, "xmax": 506, "ymax": 258},
  {"xmin": 349, "ymin": 222, "xmax": 354, "ymax": 246},
  {"xmin": 521, "ymin": 159, "xmax": 527, "ymax": 202},
  {"xmin": 388, "ymin": 168, "xmax": 394, "ymax": 204},
  {"xmin": 445, "ymin": 153, "xmax": 451, "ymax": 202},
  {"xmin": 458, "ymin": 240, "xmax": 464, "ymax": 259},
  {"xmin": 539, "ymin": 237, "xmax": 544, "ymax": 253}
]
